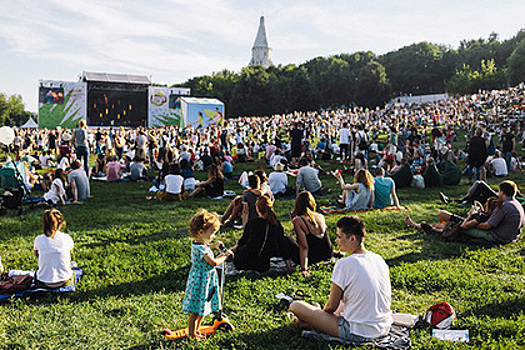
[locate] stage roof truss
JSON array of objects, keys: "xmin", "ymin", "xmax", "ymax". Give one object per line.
[{"xmin": 82, "ymin": 72, "xmax": 151, "ymax": 85}]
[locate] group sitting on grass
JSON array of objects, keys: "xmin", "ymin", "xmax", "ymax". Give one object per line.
[{"xmin": 2, "ymin": 84, "xmax": 524, "ymax": 346}]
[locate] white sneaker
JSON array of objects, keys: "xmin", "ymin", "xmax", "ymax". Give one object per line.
[{"xmin": 275, "ymin": 292, "xmax": 293, "ymax": 304}]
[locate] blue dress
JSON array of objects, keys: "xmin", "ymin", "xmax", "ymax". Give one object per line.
[{"xmin": 182, "ymin": 243, "xmax": 221, "ymax": 316}]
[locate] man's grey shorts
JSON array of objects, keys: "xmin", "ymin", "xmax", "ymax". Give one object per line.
[{"xmin": 338, "ymin": 317, "xmax": 368, "ymax": 342}]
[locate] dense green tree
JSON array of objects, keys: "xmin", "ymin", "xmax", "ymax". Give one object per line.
[
  {"xmin": 174, "ymin": 29, "xmax": 525, "ymax": 116},
  {"xmin": 355, "ymin": 61, "xmax": 390, "ymax": 107},
  {"xmin": 507, "ymin": 39, "xmax": 525, "ymax": 85},
  {"xmin": 458, "ymin": 33, "xmax": 500, "ymax": 70},
  {"xmin": 0, "ymin": 93, "xmax": 30, "ymax": 126},
  {"xmin": 229, "ymin": 66, "xmax": 273, "ymax": 116},
  {"xmin": 495, "ymin": 29, "xmax": 525, "ymax": 67},
  {"xmin": 379, "ymin": 42, "xmax": 449, "ymax": 95},
  {"xmin": 445, "ymin": 59, "xmax": 506, "ymax": 95}
]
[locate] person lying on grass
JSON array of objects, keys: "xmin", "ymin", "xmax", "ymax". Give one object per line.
[
  {"xmin": 405, "ymin": 196, "xmax": 500, "ymax": 239},
  {"xmin": 409, "ymin": 180, "xmax": 524, "ymax": 245},
  {"xmin": 182, "ymin": 209, "xmax": 233, "ymax": 339},
  {"xmin": 289, "ymin": 216, "xmax": 393, "ymax": 342}
]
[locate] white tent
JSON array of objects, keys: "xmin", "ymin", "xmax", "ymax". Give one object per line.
[{"xmin": 21, "ymin": 117, "xmax": 39, "ymax": 129}]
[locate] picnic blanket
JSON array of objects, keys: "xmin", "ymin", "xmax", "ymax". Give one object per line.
[
  {"xmin": 224, "ymin": 257, "xmax": 295, "ymax": 276},
  {"xmin": 0, "ymin": 267, "xmax": 83, "ymax": 301},
  {"xmin": 302, "ymin": 324, "xmax": 411, "ymax": 349},
  {"xmin": 319, "ymin": 206, "xmax": 409, "ymax": 215}
]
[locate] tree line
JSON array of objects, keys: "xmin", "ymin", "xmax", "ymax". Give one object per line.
[
  {"xmin": 0, "ymin": 93, "xmax": 32, "ymax": 127},
  {"xmin": 175, "ymin": 29, "xmax": 525, "ymax": 116}
]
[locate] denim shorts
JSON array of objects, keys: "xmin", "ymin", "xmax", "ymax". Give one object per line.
[{"xmin": 338, "ymin": 317, "xmax": 368, "ymax": 342}]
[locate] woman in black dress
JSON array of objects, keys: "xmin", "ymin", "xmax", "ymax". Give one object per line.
[
  {"xmin": 290, "ymin": 191, "xmax": 334, "ymax": 277},
  {"xmin": 230, "ymin": 196, "xmax": 290, "ymax": 272}
]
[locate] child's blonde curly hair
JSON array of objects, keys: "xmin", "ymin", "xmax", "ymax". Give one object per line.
[{"xmin": 189, "ymin": 209, "xmax": 221, "ymax": 238}]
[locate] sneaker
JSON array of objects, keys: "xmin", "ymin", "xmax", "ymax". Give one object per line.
[
  {"xmin": 439, "ymin": 192, "xmax": 450, "ymax": 204},
  {"xmin": 275, "ymin": 292, "xmax": 294, "ymax": 304},
  {"xmin": 233, "ymin": 224, "xmax": 243, "ymax": 230}
]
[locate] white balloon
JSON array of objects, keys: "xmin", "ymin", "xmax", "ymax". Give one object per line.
[{"xmin": 0, "ymin": 126, "xmax": 15, "ymax": 145}]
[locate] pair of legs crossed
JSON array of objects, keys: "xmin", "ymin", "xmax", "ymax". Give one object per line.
[{"xmin": 289, "ymin": 301, "xmax": 342, "ymax": 337}]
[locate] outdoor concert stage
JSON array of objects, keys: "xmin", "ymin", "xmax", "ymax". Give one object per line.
[{"xmin": 38, "ymin": 72, "xmax": 190, "ymax": 129}]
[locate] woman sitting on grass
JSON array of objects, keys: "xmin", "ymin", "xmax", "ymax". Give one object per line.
[
  {"xmin": 33, "ymin": 209, "xmax": 75, "ymax": 289},
  {"xmin": 43, "ymin": 168, "xmax": 67, "ymax": 206},
  {"xmin": 187, "ymin": 164, "xmax": 224, "ymax": 198},
  {"xmin": 289, "ymin": 191, "xmax": 337, "ymax": 277},
  {"xmin": 147, "ymin": 163, "xmax": 184, "ymax": 201},
  {"xmin": 333, "ymin": 168, "xmax": 374, "ymax": 210},
  {"xmin": 229, "ymin": 196, "xmax": 293, "ymax": 272}
]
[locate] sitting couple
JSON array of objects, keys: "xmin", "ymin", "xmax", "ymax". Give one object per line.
[
  {"xmin": 407, "ymin": 180, "xmax": 524, "ymax": 245},
  {"xmin": 229, "ymin": 191, "xmax": 339, "ymax": 275},
  {"xmin": 333, "ymin": 167, "xmax": 400, "ymax": 210},
  {"xmin": 43, "ymin": 161, "xmax": 90, "ymax": 206}
]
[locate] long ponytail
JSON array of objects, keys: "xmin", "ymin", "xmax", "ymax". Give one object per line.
[
  {"xmin": 256, "ymin": 196, "xmax": 278, "ymax": 226},
  {"xmin": 43, "ymin": 209, "xmax": 66, "ymax": 238}
]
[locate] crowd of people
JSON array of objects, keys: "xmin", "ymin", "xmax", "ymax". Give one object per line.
[{"xmin": 1, "ymin": 83, "xmax": 524, "ymax": 341}]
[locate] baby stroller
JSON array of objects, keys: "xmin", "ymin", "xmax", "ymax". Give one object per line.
[{"xmin": 0, "ymin": 161, "xmax": 33, "ymax": 215}]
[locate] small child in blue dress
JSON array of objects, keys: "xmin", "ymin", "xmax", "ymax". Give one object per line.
[{"xmin": 182, "ymin": 209, "xmax": 233, "ymax": 339}]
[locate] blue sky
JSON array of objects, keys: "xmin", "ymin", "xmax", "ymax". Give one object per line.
[{"xmin": 0, "ymin": 0, "xmax": 524, "ymax": 112}]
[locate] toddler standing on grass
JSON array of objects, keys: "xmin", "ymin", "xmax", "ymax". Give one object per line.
[{"xmin": 182, "ymin": 209, "xmax": 233, "ymax": 339}]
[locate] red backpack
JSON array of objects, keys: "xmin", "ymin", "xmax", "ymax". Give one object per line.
[{"xmin": 424, "ymin": 302, "xmax": 456, "ymax": 329}]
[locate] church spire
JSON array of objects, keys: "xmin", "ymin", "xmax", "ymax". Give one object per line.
[{"xmin": 249, "ymin": 16, "xmax": 273, "ymax": 68}]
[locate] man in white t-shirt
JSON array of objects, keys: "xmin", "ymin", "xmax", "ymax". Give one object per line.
[
  {"xmin": 489, "ymin": 151, "xmax": 508, "ymax": 177},
  {"xmin": 338, "ymin": 122, "xmax": 351, "ymax": 162},
  {"xmin": 290, "ymin": 216, "xmax": 392, "ymax": 341}
]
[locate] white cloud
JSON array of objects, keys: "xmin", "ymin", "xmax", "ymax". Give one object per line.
[{"xmin": 0, "ymin": 0, "xmax": 523, "ymax": 111}]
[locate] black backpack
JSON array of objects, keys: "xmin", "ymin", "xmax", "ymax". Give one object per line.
[
  {"xmin": 358, "ymin": 132, "xmax": 369, "ymax": 151},
  {"xmin": 502, "ymin": 134, "xmax": 513, "ymax": 152}
]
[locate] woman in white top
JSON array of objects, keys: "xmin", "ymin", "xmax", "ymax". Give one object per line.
[
  {"xmin": 148, "ymin": 163, "xmax": 185, "ymax": 201},
  {"xmin": 57, "ymin": 155, "xmax": 70, "ymax": 171},
  {"xmin": 43, "ymin": 169, "xmax": 67, "ymax": 205},
  {"xmin": 33, "ymin": 209, "xmax": 75, "ymax": 288}
]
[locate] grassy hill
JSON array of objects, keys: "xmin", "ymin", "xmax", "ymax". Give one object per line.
[{"xmin": 0, "ymin": 155, "xmax": 524, "ymax": 349}]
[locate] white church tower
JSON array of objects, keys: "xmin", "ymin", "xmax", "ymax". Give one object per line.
[{"xmin": 249, "ymin": 16, "xmax": 273, "ymax": 68}]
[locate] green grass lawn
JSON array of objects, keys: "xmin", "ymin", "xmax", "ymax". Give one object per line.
[{"xmin": 1, "ymin": 157, "xmax": 524, "ymax": 349}]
